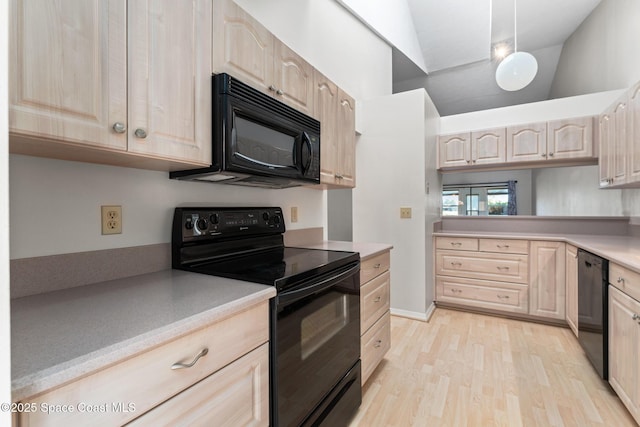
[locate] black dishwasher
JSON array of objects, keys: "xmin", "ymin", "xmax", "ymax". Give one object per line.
[{"xmin": 577, "ymin": 249, "xmax": 609, "ymax": 379}]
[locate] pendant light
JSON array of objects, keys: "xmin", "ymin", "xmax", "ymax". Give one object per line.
[{"xmin": 495, "ymin": 0, "xmax": 538, "ymax": 91}]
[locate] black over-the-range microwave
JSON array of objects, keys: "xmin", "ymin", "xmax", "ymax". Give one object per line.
[{"xmin": 170, "ymin": 73, "xmax": 320, "ymax": 188}]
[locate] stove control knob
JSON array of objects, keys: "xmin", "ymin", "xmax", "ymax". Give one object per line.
[
  {"xmin": 197, "ymin": 218, "xmax": 208, "ymax": 230},
  {"xmin": 273, "ymin": 215, "xmax": 281, "ymax": 224},
  {"xmin": 262, "ymin": 212, "xmax": 270, "ymax": 221},
  {"xmin": 185, "ymin": 219, "xmax": 194, "ymax": 230},
  {"xmin": 210, "ymin": 213, "xmax": 219, "ymax": 225}
]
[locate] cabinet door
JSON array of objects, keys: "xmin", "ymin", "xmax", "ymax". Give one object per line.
[
  {"xmin": 315, "ymin": 71, "xmax": 338, "ymax": 186},
  {"xmin": 128, "ymin": 0, "xmax": 211, "ymax": 165},
  {"xmin": 613, "ymin": 99, "xmax": 628, "ymax": 185},
  {"xmin": 9, "ymin": 0, "xmax": 127, "ymax": 150},
  {"xmin": 438, "ymin": 132, "xmax": 470, "ymax": 168},
  {"xmin": 127, "ymin": 344, "xmax": 269, "ymax": 427},
  {"xmin": 565, "ymin": 245, "xmax": 578, "ymax": 337},
  {"xmin": 628, "ymin": 83, "xmax": 640, "ymax": 183},
  {"xmin": 471, "ymin": 128, "xmax": 506, "ymax": 165},
  {"xmin": 337, "ymin": 88, "xmax": 356, "ymax": 188},
  {"xmin": 529, "ymin": 241, "xmax": 566, "ymax": 319},
  {"xmin": 599, "ymin": 109, "xmax": 613, "ymax": 187},
  {"xmin": 506, "ymin": 123, "xmax": 547, "ymax": 163},
  {"xmin": 609, "ymin": 285, "xmax": 640, "ymax": 425},
  {"xmin": 273, "ymin": 40, "xmax": 315, "ymax": 116},
  {"xmin": 212, "ymin": 0, "xmax": 274, "ymax": 95},
  {"xmin": 547, "ymin": 116, "xmax": 594, "ymax": 160}
]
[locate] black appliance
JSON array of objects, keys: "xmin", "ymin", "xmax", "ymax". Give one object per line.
[
  {"xmin": 172, "ymin": 207, "xmax": 361, "ymax": 426},
  {"xmin": 577, "ymin": 249, "xmax": 609, "ymax": 379},
  {"xmin": 170, "ymin": 74, "xmax": 320, "ymax": 188}
]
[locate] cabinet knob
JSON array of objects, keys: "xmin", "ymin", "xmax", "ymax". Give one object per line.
[
  {"xmin": 268, "ymin": 85, "xmax": 277, "ymax": 92},
  {"xmin": 112, "ymin": 122, "xmax": 126, "ymax": 134},
  {"xmin": 466, "ymin": 160, "xmax": 471, "ymax": 163},
  {"xmin": 134, "ymin": 128, "xmax": 148, "ymax": 139},
  {"xmin": 373, "ymin": 263, "xmax": 381, "ymax": 269},
  {"xmin": 617, "ymin": 277, "xmax": 625, "ymax": 284},
  {"xmin": 632, "ymin": 313, "xmax": 640, "ymax": 322},
  {"xmin": 276, "ymin": 89, "xmax": 284, "ymax": 95},
  {"xmin": 335, "ymin": 174, "xmax": 344, "ymax": 179},
  {"xmin": 549, "ymin": 152, "xmax": 554, "ymax": 157},
  {"xmin": 374, "ymin": 296, "xmax": 382, "ymax": 303},
  {"xmin": 541, "ymin": 153, "xmax": 547, "ymax": 157},
  {"xmin": 374, "ymin": 339, "xmax": 383, "ymax": 348}
]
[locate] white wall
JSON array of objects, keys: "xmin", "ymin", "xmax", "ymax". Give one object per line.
[
  {"xmin": 235, "ymin": 0, "xmax": 392, "ymax": 100},
  {"xmin": 1, "ymin": 0, "xmax": 12, "ymax": 420},
  {"xmin": 533, "ymin": 165, "xmax": 624, "ymax": 216},
  {"xmin": 9, "ymin": 155, "xmax": 323, "ymax": 259},
  {"xmin": 334, "ymin": 0, "xmax": 426, "ymax": 74},
  {"xmin": 550, "ymin": 0, "xmax": 640, "ymax": 98},
  {"xmin": 547, "ymin": 0, "xmax": 640, "ymax": 216},
  {"xmin": 354, "ymin": 89, "xmax": 440, "ymax": 317}
]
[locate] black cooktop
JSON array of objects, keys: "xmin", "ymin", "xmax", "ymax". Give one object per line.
[{"xmin": 187, "ymin": 247, "xmax": 359, "ymax": 291}]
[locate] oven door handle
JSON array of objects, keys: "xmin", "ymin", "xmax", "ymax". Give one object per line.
[{"xmin": 277, "ymin": 262, "xmax": 360, "ymax": 307}]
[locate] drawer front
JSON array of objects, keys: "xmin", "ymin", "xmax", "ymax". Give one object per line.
[
  {"xmin": 436, "ymin": 276, "xmax": 529, "ymax": 313},
  {"xmin": 479, "ymin": 238, "xmax": 529, "ymax": 255},
  {"xmin": 361, "ymin": 270, "xmax": 390, "ymax": 333},
  {"xmin": 361, "ymin": 251, "xmax": 390, "ymax": 284},
  {"xmin": 361, "ymin": 311, "xmax": 390, "ymax": 385},
  {"xmin": 127, "ymin": 343, "xmax": 269, "ymax": 427},
  {"xmin": 436, "ymin": 250, "xmax": 529, "ymax": 284},
  {"xmin": 435, "ymin": 236, "xmax": 479, "ymax": 252},
  {"xmin": 610, "ymin": 262, "xmax": 640, "ymax": 302},
  {"xmin": 19, "ymin": 302, "xmax": 269, "ymax": 427}
]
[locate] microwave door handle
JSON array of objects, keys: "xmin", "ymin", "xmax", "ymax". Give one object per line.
[
  {"xmin": 302, "ymin": 132, "xmax": 313, "ymax": 173},
  {"xmin": 234, "ymin": 152, "xmax": 290, "ymax": 169}
]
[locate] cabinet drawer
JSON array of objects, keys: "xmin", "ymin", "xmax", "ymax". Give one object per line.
[
  {"xmin": 361, "ymin": 251, "xmax": 390, "ymax": 284},
  {"xmin": 436, "ymin": 250, "xmax": 528, "ymax": 284},
  {"xmin": 610, "ymin": 262, "xmax": 640, "ymax": 302},
  {"xmin": 361, "ymin": 311, "xmax": 390, "ymax": 385},
  {"xmin": 435, "ymin": 236, "xmax": 479, "ymax": 251},
  {"xmin": 361, "ymin": 271, "xmax": 390, "ymax": 333},
  {"xmin": 436, "ymin": 276, "xmax": 528, "ymax": 313},
  {"xmin": 127, "ymin": 343, "xmax": 269, "ymax": 427},
  {"xmin": 479, "ymin": 239, "xmax": 529, "ymax": 255},
  {"xmin": 19, "ymin": 302, "xmax": 269, "ymax": 427}
]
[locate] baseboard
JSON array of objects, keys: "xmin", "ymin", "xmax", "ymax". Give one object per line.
[
  {"xmin": 425, "ymin": 302, "xmax": 437, "ymax": 322},
  {"xmin": 390, "ymin": 307, "xmax": 429, "ymax": 322}
]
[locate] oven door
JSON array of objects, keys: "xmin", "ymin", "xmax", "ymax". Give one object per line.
[{"xmin": 271, "ymin": 262, "xmax": 361, "ymax": 427}]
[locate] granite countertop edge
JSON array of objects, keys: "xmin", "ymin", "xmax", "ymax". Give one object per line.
[
  {"xmin": 434, "ymin": 231, "xmax": 640, "ymax": 273},
  {"xmin": 11, "ymin": 285, "xmax": 275, "ymax": 401}
]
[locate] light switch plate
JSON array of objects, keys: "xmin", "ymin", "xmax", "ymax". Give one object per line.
[
  {"xmin": 291, "ymin": 206, "xmax": 299, "ymax": 223},
  {"xmin": 400, "ymin": 207, "xmax": 412, "ymax": 219},
  {"xmin": 101, "ymin": 205, "xmax": 122, "ymax": 235}
]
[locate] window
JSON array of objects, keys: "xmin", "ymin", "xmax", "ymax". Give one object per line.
[
  {"xmin": 487, "ymin": 188, "xmax": 509, "ymax": 215},
  {"xmin": 442, "ymin": 182, "xmax": 515, "ymax": 216},
  {"xmin": 466, "ymin": 194, "xmax": 479, "ymax": 215},
  {"xmin": 442, "ymin": 190, "xmax": 460, "ymax": 216}
]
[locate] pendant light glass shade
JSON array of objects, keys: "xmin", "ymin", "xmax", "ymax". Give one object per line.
[{"xmin": 495, "ymin": 51, "xmax": 538, "ymax": 91}]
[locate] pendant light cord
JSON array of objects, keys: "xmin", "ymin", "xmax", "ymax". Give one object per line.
[{"xmin": 514, "ymin": 0, "xmax": 518, "ymax": 53}]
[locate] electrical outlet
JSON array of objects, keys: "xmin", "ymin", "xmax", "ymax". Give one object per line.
[
  {"xmin": 400, "ymin": 207, "xmax": 412, "ymax": 219},
  {"xmin": 101, "ymin": 205, "xmax": 122, "ymax": 235},
  {"xmin": 291, "ymin": 206, "xmax": 299, "ymax": 223}
]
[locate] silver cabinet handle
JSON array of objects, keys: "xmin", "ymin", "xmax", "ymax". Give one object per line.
[
  {"xmin": 497, "ymin": 244, "xmax": 510, "ymax": 249},
  {"xmin": 450, "ymin": 288, "xmax": 462, "ymax": 294},
  {"xmin": 450, "ymin": 262, "xmax": 462, "ymax": 267},
  {"xmin": 450, "ymin": 242, "xmax": 462, "ymax": 247},
  {"xmin": 374, "ymin": 296, "xmax": 382, "ymax": 303},
  {"xmin": 335, "ymin": 174, "xmax": 344, "ymax": 179},
  {"xmin": 112, "ymin": 122, "xmax": 126, "ymax": 134},
  {"xmin": 549, "ymin": 152, "xmax": 554, "ymax": 157},
  {"xmin": 466, "ymin": 160, "xmax": 471, "ymax": 163},
  {"xmin": 497, "ymin": 295, "xmax": 510, "ymax": 300},
  {"xmin": 134, "ymin": 128, "xmax": 148, "ymax": 139},
  {"xmin": 268, "ymin": 85, "xmax": 277, "ymax": 92},
  {"xmin": 374, "ymin": 339, "xmax": 382, "ymax": 348},
  {"xmin": 633, "ymin": 313, "xmax": 639, "ymax": 321},
  {"xmin": 374, "ymin": 263, "xmax": 381, "ymax": 269},
  {"xmin": 541, "ymin": 153, "xmax": 547, "ymax": 157},
  {"xmin": 497, "ymin": 266, "xmax": 510, "ymax": 270},
  {"xmin": 276, "ymin": 89, "xmax": 284, "ymax": 95},
  {"xmin": 617, "ymin": 277, "xmax": 625, "ymax": 284},
  {"xmin": 171, "ymin": 348, "xmax": 208, "ymax": 370}
]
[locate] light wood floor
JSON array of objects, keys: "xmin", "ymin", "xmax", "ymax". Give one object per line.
[{"xmin": 350, "ymin": 309, "xmax": 637, "ymax": 427}]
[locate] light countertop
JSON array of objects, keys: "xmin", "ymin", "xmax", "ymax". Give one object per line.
[
  {"xmin": 434, "ymin": 231, "xmax": 640, "ymax": 273},
  {"xmin": 295, "ymin": 241, "xmax": 393, "ymax": 261},
  {"xmin": 11, "ymin": 269, "xmax": 275, "ymax": 400}
]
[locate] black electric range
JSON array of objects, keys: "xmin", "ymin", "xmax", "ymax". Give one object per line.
[{"xmin": 172, "ymin": 207, "xmax": 362, "ymax": 427}]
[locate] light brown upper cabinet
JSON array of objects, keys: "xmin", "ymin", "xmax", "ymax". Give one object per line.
[
  {"xmin": 314, "ymin": 71, "xmax": 355, "ymax": 188},
  {"xmin": 547, "ymin": 117, "xmax": 594, "ymax": 160},
  {"xmin": 438, "ymin": 129, "xmax": 505, "ymax": 168},
  {"xmin": 9, "ymin": 0, "xmax": 212, "ymax": 169},
  {"xmin": 213, "ymin": 0, "xmax": 314, "ymax": 117},
  {"xmin": 506, "ymin": 122, "xmax": 547, "ymax": 163},
  {"xmin": 599, "ymin": 106, "xmax": 614, "ymax": 187},
  {"xmin": 628, "ymin": 83, "xmax": 640, "ymax": 183},
  {"xmin": 612, "ymin": 99, "xmax": 628, "ymax": 186}
]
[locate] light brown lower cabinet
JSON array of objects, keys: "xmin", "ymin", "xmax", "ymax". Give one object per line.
[
  {"xmin": 608, "ymin": 284, "xmax": 640, "ymax": 425},
  {"xmin": 360, "ymin": 250, "xmax": 391, "ymax": 385},
  {"xmin": 529, "ymin": 241, "xmax": 566, "ymax": 320},
  {"xmin": 565, "ymin": 244, "xmax": 579, "ymax": 337},
  {"xmin": 16, "ymin": 302, "xmax": 269, "ymax": 427}
]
